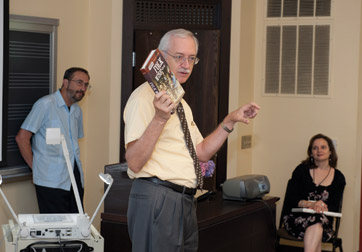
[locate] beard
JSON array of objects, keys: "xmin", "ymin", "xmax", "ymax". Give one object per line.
[{"xmin": 67, "ymin": 87, "xmax": 85, "ymax": 103}]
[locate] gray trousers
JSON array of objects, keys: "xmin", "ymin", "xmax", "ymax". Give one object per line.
[{"xmin": 127, "ymin": 178, "xmax": 198, "ymax": 252}]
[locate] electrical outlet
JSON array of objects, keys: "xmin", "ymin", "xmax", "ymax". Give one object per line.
[{"xmin": 241, "ymin": 135, "xmax": 252, "ymax": 149}]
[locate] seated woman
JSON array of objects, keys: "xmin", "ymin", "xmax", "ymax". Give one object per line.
[{"xmin": 282, "ymin": 133, "xmax": 346, "ymax": 252}]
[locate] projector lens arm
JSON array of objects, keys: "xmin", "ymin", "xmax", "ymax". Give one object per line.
[
  {"xmin": 88, "ymin": 179, "xmax": 113, "ymax": 229},
  {"xmin": 61, "ymin": 135, "xmax": 84, "ymax": 215}
]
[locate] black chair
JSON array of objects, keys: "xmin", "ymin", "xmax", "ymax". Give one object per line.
[{"xmin": 276, "ymin": 179, "xmax": 343, "ymax": 252}]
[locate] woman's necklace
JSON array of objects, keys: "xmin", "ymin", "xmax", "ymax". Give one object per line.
[{"xmin": 313, "ymin": 166, "xmax": 331, "ymax": 187}]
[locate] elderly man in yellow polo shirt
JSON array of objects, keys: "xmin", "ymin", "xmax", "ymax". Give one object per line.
[{"xmin": 124, "ymin": 28, "xmax": 260, "ymax": 252}]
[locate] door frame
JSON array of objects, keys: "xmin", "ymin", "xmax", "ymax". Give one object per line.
[{"xmin": 120, "ymin": 0, "xmax": 232, "ymax": 190}]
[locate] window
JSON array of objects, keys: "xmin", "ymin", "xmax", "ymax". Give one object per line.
[
  {"xmin": 1, "ymin": 15, "xmax": 58, "ymax": 182},
  {"xmin": 264, "ymin": 0, "xmax": 332, "ymax": 96},
  {"xmin": 0, "ymin": 0, "xmax": 9, "ymax": 165}
]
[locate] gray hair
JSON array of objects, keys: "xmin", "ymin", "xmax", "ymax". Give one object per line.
[{"xmin": 158, "ymin": 28, "xmax": 199, "ymax": 54}]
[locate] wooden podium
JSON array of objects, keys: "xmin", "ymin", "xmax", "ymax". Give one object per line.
[{"xmin": 101, "ymin": 164, "xmax": 279, "ymax": 252}]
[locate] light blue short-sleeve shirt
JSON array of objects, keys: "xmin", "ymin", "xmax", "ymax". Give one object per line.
[{"xmin": 21, "ymin": 90, "xmax": 84, "ymax": 191}]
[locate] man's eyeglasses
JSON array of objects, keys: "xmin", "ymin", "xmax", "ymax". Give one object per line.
[
  {"xmin": 70, "ymin": 79, "xmax": 91, "ymax": 90},
  {"xmin": 162, "ymin": 51, "xmax": 199, "ymax": 65}
]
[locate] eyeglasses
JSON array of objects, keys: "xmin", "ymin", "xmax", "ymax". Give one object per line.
[
  {"xmin": 70, "ymin": 79, "xmax": 91, "ymax": 90},
  {"xmin": 162, "ymin": 51, "xmax": 199, "ymax": 65}
]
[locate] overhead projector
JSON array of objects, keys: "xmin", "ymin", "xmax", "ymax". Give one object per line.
[{"xmin": 0, "ymin": 128, "xmax": 113, "ymax": 251}]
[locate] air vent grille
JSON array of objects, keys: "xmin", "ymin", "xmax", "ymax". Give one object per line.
[{"xmin": 135, "ymin": 1, "xmax": 218, "ymax": 27}]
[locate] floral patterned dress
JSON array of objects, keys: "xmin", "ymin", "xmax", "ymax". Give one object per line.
[{"xmin": 282, "ymin": 163, "xmax": 345, "ymax": 242}]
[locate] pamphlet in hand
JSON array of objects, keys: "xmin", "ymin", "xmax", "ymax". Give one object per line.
[
  {"xmin": 292, "ymin": 208, "xmax": 342, "ymax": 217},
  {"xmin": 140, "ymin": 48, "xmax": 185, "ymax": 106}
]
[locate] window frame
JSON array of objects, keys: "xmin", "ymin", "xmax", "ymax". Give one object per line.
[
  {"xmin": 262, "ymin": 0, "xmax": 334, "ymax": 98},
  {"xmin": 0, "ymin": 15, "xmax": 58, "ymax": 183}
]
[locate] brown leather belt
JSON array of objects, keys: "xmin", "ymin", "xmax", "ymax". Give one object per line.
[{"xmin": 140, "ymin": 177, "xmax": 196, "ymax": 196}]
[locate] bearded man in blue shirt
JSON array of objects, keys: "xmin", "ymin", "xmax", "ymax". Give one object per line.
[{"xmin": 15, "ymin": 67, "xmax": 90, "ymax": 213}]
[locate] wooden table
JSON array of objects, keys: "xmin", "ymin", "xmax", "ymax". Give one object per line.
[
  {"xmin": 101, "ymin": 178, "xmax": 279, "ymax": 252},
  {"xmin": 196, "ymin": 193, "xmax": 279, "ymax": 252}
]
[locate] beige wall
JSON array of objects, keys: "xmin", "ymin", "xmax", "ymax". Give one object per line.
[
  {"xmin": 1, "ymin": 1, "xmax": 122, "ymax": 250},
  {"xmin": 252, "ymin": 0, "xmax": 361, "ymax": 251},
  {"xmin": 0, "ymin": 0, "xmax": 91, "ymax": 226},
  {"xmin": 1, "ymin": 0, "xmax": 361, "ymax": 251},
  {"xmin": 86, "ymin": 0, "xmax": 122, "ymax": 232},
  {"xmin": 227, "ymin": 0, "xmax": 256, "ymax": 178}
]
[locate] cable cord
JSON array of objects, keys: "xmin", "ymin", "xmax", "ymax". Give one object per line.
[
  {"xmin": 251, "ymin": 198, "xmax": 278, "ymax": 250},
  {"xmin": 77, "ymin": 244, "xmax": 83, "ymax": 252},
  {"xmin": 21, "ymin": 240, "xmax": 92, "ymax": 252},
  {"xmin": 58, "ymin": 234, "xmax": 65, "ymax": 252}
]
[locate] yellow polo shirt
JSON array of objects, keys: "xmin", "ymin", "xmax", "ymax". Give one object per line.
[{"xmin": 124, "ymin": 82, "xmax": 203, "ymax": 188}]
